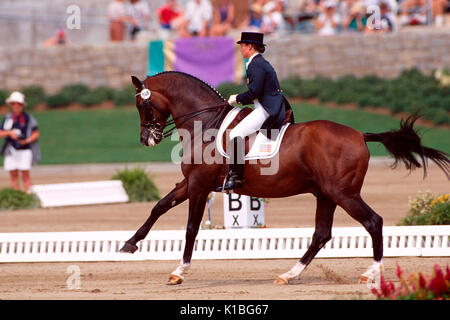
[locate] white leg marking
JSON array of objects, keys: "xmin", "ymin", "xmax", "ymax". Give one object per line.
[
  {"xmin": 360, "ymin": 260, "xmax": 383, "ymax": 285},
  {"xmin": 171, "ymin": 260, "xmax": 191, "ymax": 280},
  {"xmin": 278, "ymin": 262, "xmax": 307, "ymax": 283}
]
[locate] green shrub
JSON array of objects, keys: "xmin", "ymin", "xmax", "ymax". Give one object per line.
[
  {"xmin": 299, "ymin": 79, "xmax": 321, "ymax": 98},
  {"xmin": 425, "ymin": 108, "xmax": 449, "ymax": 126},
  {"xmin": 22, "ymin": 85, "xmax": 46, "ymax": 110},
  {"xmin": 0, "ymin": 188, "xmax": 41, "ymax": 210},
  {"xmin": 46, "ymin": 92, "xmax": 72, "ymax": 108},
  {"xmin": 113, "ymin": 85, "xmax": 136, "ymax": 107},
  {"xmin": 111, "ymin": 167, "xmax": 160, "ymax": 202},
  {"xmin": 0, "ymin": 89, "xmax": 9, "ymax": 105},
  {"xmin": 60, "ymin": 83, "xmax": 90, "ymax": 103},
  {"xmin": 398, "ymin": 191, "xmax": 450, "ymax": 226},
  {"xmin": 280, "ymin": 76, "xmax": 302, "ymax": 98}
]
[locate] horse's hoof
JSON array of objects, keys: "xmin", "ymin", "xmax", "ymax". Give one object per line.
[
  {"xmin": 273, "ymin": 277, "xmax": 288, "ymax": 285},
  {"xmin": 167, "ymin": 274, "xmax": 183, "ymax": 285},
  {"xmin": 119, "ymin": 242, "xmax": 138, "ymax": 254}
]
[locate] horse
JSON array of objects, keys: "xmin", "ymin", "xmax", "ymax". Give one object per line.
[{"xmin": 119, "ymin": 71, "xmax": 450, "ymax": 285}]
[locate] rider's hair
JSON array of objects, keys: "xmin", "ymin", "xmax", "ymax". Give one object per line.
[{"xmin": 251, "ymin": 43, "xmax": 266, "ymax": 54}]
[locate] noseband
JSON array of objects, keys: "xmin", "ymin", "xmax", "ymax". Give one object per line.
[{"xmin": 137, "ymin": 82, "xmax": 229, "ymax": 141}]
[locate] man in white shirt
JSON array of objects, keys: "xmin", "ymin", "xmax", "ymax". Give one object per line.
[{"xmin": 184, "ymin": 0, "xmax": 213, "ymax": 36}]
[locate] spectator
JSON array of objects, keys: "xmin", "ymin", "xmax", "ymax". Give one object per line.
[
  {"xmin": 366, "ymin": 1, "xmax": 395, "ymax": 32},
  {"xmin": 157, "ymin": 0, "xmax": 185, "ymax": 39},
  {"xmin": 43, "ymin": 29, "xmax": 71, "ymax": 47},
  {"xmin": 107, "ymin": 0, "xmax": 128, "ymax": 41},
  {"xmin": 262, "ymin": 1, "xmax": 287, "ymax": 35},
  {"xmin": 432, "ymin": 0, "xmax": 448, "ymax": 26},
  {"xmin": 400, "ymin": 0, "xmax": 426, "ymax": 26},
  {"xmin": 0, "ymin": 92, "xmax": 40, "ymax": 193},
  {"xmin": 315, "ymin": 1, "xmax": 341, "ymax": 35},
  {"xmin": 127, "ymin": 0, "xmax": 150, "ymax": 40},
  {"xmin": 180, "ymin": 0, "xmax": 213, "ymax": 37},
  {"xmin": 240, "ymin": 2, "xmax": 265, "ymax": 32},
  {"xmin": 210, "ymin": 0, "xmax": 235, "ymax": 36},
  {"xmin": 343, "ymin": 3, "xmax": 367, "ymax": 32}
]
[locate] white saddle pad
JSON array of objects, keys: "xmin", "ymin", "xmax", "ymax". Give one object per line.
[{"xmin": 216, "ymin": 107, "xmax": 290, "ymax": 160}]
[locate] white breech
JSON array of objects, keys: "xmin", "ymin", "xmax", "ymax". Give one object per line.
[{"xmin": 229, "ymin": 100, "xmax": 270, "ymax": 140}]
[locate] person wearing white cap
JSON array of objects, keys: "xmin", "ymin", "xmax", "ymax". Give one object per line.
[{"xmin": 0, "ymin": 91, "xmax": 40, "ymax": 192}]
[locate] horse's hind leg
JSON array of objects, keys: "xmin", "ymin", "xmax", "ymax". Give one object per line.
[
  {"xmin": 338, "ymin": 195, "xmax": 384, "ymax": 283},
  {"xmin": 120, "ymin": 179, "xmax": 188, "ymax": 253},
  {"xmin": 275, "ymin": 194, "xmax": 337, "ymax": 284}
]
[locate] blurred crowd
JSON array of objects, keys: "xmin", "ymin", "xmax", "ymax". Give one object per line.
[{"xmin": 103, "ymin": 0, "xmax": 449, "ymax": 42}]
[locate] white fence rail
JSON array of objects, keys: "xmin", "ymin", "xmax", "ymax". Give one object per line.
[{"xmin": 0, "ymin": 226, "xmax": 448, "ymax": 263}]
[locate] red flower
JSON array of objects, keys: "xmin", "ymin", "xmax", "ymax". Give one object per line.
[
  {"xmin": 427, "ymin": 265, "xmax": 447, "ymax": 298},
  {"xmin": 418, "ymin": 273, "xmax": 427, "ymax": 289}
]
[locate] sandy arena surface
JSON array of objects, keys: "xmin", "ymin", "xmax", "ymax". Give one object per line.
[{"xmin": 0, "ymin": 159, "xmax": 448, "ymax": 300}]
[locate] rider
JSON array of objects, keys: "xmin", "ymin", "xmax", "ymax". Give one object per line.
[{"xmin": 222, "ymin": 31, "xmax": 290, "ymax": 191}]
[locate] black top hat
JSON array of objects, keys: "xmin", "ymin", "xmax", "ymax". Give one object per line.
[{"xmin": 237, "ymin": 32, "xmax": 266, "ymax": 46}]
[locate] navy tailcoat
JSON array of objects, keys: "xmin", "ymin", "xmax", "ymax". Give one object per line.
[{"xmin": 236, "ymin": 54, "xmax": 289, "ymax": 131}]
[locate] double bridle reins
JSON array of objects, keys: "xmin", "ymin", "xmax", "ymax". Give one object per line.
[{"xmin": 137, "ymin": 84, "xmax": 229, "ymax": 140}]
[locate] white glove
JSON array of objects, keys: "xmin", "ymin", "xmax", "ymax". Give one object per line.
[{"xmin": 227, "ymin": 94, "xmax": 237, "ymax": 105}]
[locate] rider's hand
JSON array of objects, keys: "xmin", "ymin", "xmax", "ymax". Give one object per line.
[{"xmin": 228, "ymin": 94, "xmax": 237, "ymax": 105}]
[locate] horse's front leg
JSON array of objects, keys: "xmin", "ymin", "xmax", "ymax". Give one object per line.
[
  {"xmin": 167, "ymin": 187, "xmax": 209, "ymax": 285},
  {"xmin": 120, "ymin": 179, "xmax": 188, "ymax": 253}
]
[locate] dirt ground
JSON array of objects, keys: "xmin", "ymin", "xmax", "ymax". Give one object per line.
[{"xmin": 0, "ymin": 160, "xmax": 448, "ymax": 300}]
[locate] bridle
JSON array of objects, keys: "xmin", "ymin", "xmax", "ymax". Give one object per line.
[{"xmin": 136, "ymin": 82, "xmax": 229, "ymax": 141}]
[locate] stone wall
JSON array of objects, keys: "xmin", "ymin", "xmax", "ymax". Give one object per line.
[
  {"xmin": 0, "ymin": 29, "xmax": 449, "ymax": 93},
  {"xmin": 266, "ymin": 29, "xmax": 450, "ymax": 80}
]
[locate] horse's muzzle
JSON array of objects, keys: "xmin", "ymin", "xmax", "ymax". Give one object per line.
[{"xmin": 140, "ymin": 128, "xmax": 161, "ymax": 146}]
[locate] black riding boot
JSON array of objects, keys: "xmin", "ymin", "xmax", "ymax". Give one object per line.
[{"xmin": 222, "ymin": 137, "xmax": 244, "ymax": 191}]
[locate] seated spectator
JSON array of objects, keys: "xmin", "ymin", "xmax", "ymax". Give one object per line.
[
  {"xmin": 366, "ymin": 1, "xmax": 395, "ymax": 32},
  {"xmin": 343, "ymin": 3, "xmax": 367, "ymax": 32},
  {"xmin": 432, "ymin": 0, "xmax": 448, "ymax": 26},
  {"xmin": 400, "ymin": 0, "xmax": 426, "ymax": 25},
  {"xmin": 157, "ymin": 0, "xmax": 185, "ymax": 39},
  {"xmin": 107, "ymin": 0, "xmax": 128, "ymax": 41},
  {"xmin": 44, "ymin": 29, "xmax": 71, "ymax": 46},
  {"xmin": 127, "ymin": 0, "xmax": 150, "ymax": 40},
  {"xmin": 294, "ymin": 0, "xmax": 321, "ymax": 33},
  {"xmin": 261, "ymin": 1, "xmax": 287, "ymax": 36},
  {"xmin": 210, "ymin": 0, "xmax": 235, "ymax": 36},
  {"xmin": 180, "ymin": 0, "xmax": 213, "ymax": 37},
  {"xmin": 240, "ymin": 2, "xmax": 265, "ymax": 32},
  {"xmin": 315, "ymin": 1, "xmax": 341, "ymax": 35}
]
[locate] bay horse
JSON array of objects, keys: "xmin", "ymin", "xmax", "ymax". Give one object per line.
[{"xmin": 120, "ymin": 71, "xmax": 450, "ymax": 285}]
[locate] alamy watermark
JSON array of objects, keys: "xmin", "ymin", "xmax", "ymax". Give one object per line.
[
  {"xmin": 66, "ymin": 5, "xmax": 81, "ymax": 30},
  {"xmin": 66, "ymin": 265, "xmax": 81, "ymax": 290},
  {"xmin": 165, "ymin": 120, "xmax": 280, "ymax": 176}
]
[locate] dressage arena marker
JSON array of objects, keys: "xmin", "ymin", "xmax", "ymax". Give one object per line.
[
  {"xmin": 29, "ymin": 180, "xmax": 129, "ymax": 207},
  {"xmin": 0, "ymin": 226, "xmax": 448, "ymax": 263}
]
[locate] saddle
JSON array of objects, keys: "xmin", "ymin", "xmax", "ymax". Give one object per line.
[{"xmin": 216, "ymin": 107, "xmax": 292, "ymax": 161}]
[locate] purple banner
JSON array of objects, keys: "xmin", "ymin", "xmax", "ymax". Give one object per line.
[{"xmin": 173, "ymin": 37, "xmax": 235, "ymax": 88}]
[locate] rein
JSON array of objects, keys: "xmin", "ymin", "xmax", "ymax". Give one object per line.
[
  {"xmin": 160, "ymin": 103, "xmax": 229, "ymax": 139},
  {"xmin": 137, "ymin": 87, "xmax": 229, "ymax": 139}
]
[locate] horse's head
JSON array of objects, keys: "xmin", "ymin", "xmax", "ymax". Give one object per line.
[{"xmin": 131, "ymin": 75, "xmax": 170, "ymax": 146}]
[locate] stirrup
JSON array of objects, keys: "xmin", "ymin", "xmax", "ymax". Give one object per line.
[{"xmin": 216, "ymin": 174, "xmax": 243, "ymax": 192}]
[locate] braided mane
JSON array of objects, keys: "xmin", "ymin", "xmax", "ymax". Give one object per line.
[{"xmin": 147, "ymin": 71, "xmax": 226, "ymax": 102}]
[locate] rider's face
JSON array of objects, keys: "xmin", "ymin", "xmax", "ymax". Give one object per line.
[{"xmin": 239, "ymin": 43, "xmax": 253, "ymax": 59}]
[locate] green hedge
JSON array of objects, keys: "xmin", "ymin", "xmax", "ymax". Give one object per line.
[
  {"xmin": 111, "ymin": 167, "xmax": 161, "ymax": 202},
  {"xmin": 217, "ymin": 69, "xmax": 449, "ymax": 126},
  {"xmin": 0, "ymin": 188, "xmax": 41, "ymax": 210}
]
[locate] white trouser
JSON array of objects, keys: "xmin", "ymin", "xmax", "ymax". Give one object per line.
[{"xmin": 229, "ymin": 100, "xmax": 270, "ymax": 140}]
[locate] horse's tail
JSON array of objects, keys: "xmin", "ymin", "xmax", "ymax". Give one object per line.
[{"xmin": 363, "ymin": 112, "xmax": 450, "ymax": 179}]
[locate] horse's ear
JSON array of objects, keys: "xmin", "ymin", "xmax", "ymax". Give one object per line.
[{"xmin": 131, "ymin": 76, "xmax": 143, "ymax": 90}]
